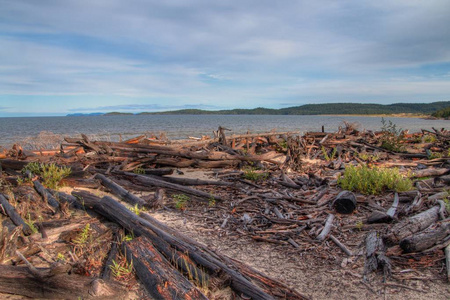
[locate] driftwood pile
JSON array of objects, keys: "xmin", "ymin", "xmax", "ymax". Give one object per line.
[{"xmin": 0, "ymin": 124, "xmax": 449, "ymax": 299}]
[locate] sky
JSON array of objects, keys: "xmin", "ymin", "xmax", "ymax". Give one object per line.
[{"xmin": 0, "ymin": 0, "xmax": 449, "ymax": 117}]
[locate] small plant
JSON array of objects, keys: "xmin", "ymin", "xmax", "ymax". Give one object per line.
[
  {"xmin": 173, "ymin": 194, "xmax": 189, "ymax": 210},
  {"xmin": 16, "ymin": 176, "xmax": 24, "ymax": 185},
  {"xmin": 427, "ymin": 151, "xmax": 442, "ymax": 160},
  {"xmin": 23, "ymin": 162, "xmax": 41, "ymax": 175},
  {"xmin": 380, "ymin": 118, "xmax": 406, "ymax": 152},
  {"xmin": 321, "ymin": 146, "xmax": 337, "ymax": 161},
  {"xmin": 422, "ymin": 134, "xmax": 437, "ymax": 143},
  {"xmin": 73, "ymin": 224, "xmax": 91, "ymax": 245},
  {"xmin": 110, "ymin": 258, "xmax": 133, "ymax": 280},
  {"xmin": 338, "ymin": 164, "xmax": 413, "ymax": 195},
  {"xmin": 208, "ymin": 194, "xmax": 216, "ymax": 207},
  {"xmin": 56, "ymin": 252, "xmax": 66, "ymax": 262},
  {"xmin": 128, "ymin": 204, "xmax": 144, "ymax": 215},
  {"xmin": 242, "ymin": 167, "xmax": 269, "ymax": 181},
  {"xmin": 358, "ymin": 152, "xmax": 380, "ymax": 162},
  {"xmin": 355, "ymin": 221, "xmax": 364, "ymax": 231},
  {"xmin": 23, "ymin": 162, "xmax": 71, "ymax": 189},
  {"xmin": 121, "ymin": 232, "xmax": 134, "ymax": 242},
  {"xmin": 24, "ymin": 213, "xmax": 39, "ymax": 234},
  {"xmin": 133, "ymin": 167, "xmax": 145, "ymax": 174}
]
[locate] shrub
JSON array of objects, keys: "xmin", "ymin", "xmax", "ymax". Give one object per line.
[
  {"xmin": 23, "ymin": 162, "xmax": 71, "ymax": 189},
  {"xmin": 173, "ymin": 194, "xmax": 189, "ymax": 210},
  {"xmin": 242, "ymin": 167, "xmax": 269, "ymax": 181},
  {"xmin": 380, "ymin": 118, "xmax": 406, "ymax": 152},
  {"xmin": 338, "ymin": 164, "xmax": 413, "ymax": 195}
]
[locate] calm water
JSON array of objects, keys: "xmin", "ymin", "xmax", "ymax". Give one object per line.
[{"xmin": 0, "ymin": 115, "xmax": 448, "ymax": 148}]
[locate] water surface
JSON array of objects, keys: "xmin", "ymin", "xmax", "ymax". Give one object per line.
[{"xmin": 0, "ymin": 115, "xmax": 448, "ymax": 148}]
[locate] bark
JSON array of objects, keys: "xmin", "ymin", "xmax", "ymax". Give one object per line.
[
  {"xmin": 332, "ymin": 191, "xmax": 357, "ymax": 214},
  {"xmin": 383, "ymin": 206, "xmax": 440, "ymax": 246},
  {"xmin": 399, "ymin": 223, "xmax": 450, "ymax": 253},
  {"xmin": 0, "ymin": 265, "xmax": 125, "ymax": 299},
  {"xmin": 33, "ymin": 180, "xmax": 60, "ymax": 209},
  {"xmin": 364, "ymin": 231, "xmax": 391, "ymax": 280},
  {"xmin": 71, "ymin": 191, "xmax": 280, "ymax": 300},
  {"xmin": 123, "ymin": 236, "xmax": 208, "ymax": 300},
  {"xmin": 95, "ymin": 173, "xmax": 149, "ymax": 207},
  {"xmin": 122, "ymin": 172, "xmax": 224, "ymax": 202},
  {"xmin": 0, "ymin": 193, "xmax": 33, "ymax": 235},
  {"xmin": 316, "ymin": 214, "xmax": 335, "ymax": 241}
]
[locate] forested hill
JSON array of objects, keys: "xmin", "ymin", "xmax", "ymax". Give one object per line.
[{"xmin": 139, "ymin": 101, "xmax": 450, "ymax": 115}]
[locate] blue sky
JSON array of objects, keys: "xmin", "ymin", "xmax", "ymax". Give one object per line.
[{"xmin": 0, "ymin": 0, "xmax": 449, "ymax": 117}]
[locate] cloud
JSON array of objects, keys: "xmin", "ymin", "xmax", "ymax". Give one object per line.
[{"xmin": 0, "ymin": 0, "xmax": 449, "ymax": 116}]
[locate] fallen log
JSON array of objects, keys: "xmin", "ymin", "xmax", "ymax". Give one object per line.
[
  {"xmin": 412, "ymin": 168, "xmax": 450, "ymax": 178},
  {"xmin": 316, "ymin": 214, "xmax": 335, "ymax": 241},
  {"xmin": 332, "ymin": 191, "xmax": 357, "ymax": 214},
  {"xmin": 156, "ymin": 175, "xmax": 234, "ymax": 186},
  {"xmin": 33, "ymin": 180, "xmax": 60, "ymax": 210},
  {"xmin": 95, "ymin": 173, "xmax": 149, "ymax": 207},
  {"xmin": 399, "ymin": 223, "xmax": 450, "ymax": 253},
  {"xmin": 72, "ymin": 192, "xmax": 284, "ymax": 299},
  {"xmin": 122, "ymin": 172, "xmax": 224, "ymax": 202},
  {"xmin": 383, "ymin": 206, "xmax": 440, "ymax": 245},
  {"xmin": 0, "ymin": 265, "xmax": 126, "ymax": 299},
  {"xmin": 0, "ymin": 193, "xmax": 33, "ymax": 235},
  {"xmin": 0, "ymin": 159, "xmax": 28, "ymax": 171},
  {"xmin": 367, "ymin": 193, "xmax": 399, "ymax": 224},
  {"xmin": 123, "ymin": 236, "xmax": 208, "ymax": 300},
  {"xmin": 364, "ymin": 231, "xmax": 391, "ymax": 280}
]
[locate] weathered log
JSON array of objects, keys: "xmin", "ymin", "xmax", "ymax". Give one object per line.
[
  {"xmin": 412, "ymin": 168, "xmax": 450, "ymax": 178},
  {"xmin": 95, "ymin": 173, "xmax": 149, "ymax": 207},
  {"xmin": 0, "ymin": 265, "xmax": 126, "ymax": 299},
  {"xmin": 399, "ymin": 223, "xmax": 450, "ymax": 253},
  {"xmin": 72, "ymin": 192, "xmax": 278, "ymax": 299},
  {"xmin": 142, "ymin": 168, "xmax": 174, "ymax": 176},
  {"xmin": 446, "ymin": 244, "xmax": 450, "ymax": 282},
  {"xmin": 101, "ymin": 231, "xmax": 120, "ymax": 281},
  {"xmin": 0, "ymin": 159, "xmax": 28, "ymax": 170},
  {"xmin": 0, "ymin": 193, "xmax": 32, "ymax": 235},
  {"xmin": 329, "ymin": 234, "xmax": 353, "ymax": 256},
  {"xmin": 61, "ymin": 177, "xmax": 100, "ymax": 189},
  {"xmin": 316, "ymin": 214, "xmax": 335, "ymax": 241},
  {"xmin": 47, "ymin": 189, "xmax": 84, "ymax": 210},
  {"xmin": 158, "ymin": 175, "xmax": 233, "ymax": 186},
  {"xmin": 123, "ymin": 236, "xmax": 208, "ymax": 300},
  {"xmin": 71, "ymin": 191, "xmax": 215, "ymax": 281},
  {"xmin": 367, "ymin": 193, "xmax": 399, "ymax": 224},
  {"xmin": 122, "ymin": 172, "xmax": 224, "ymax": 202},
  {"xmin": 33, "ymin": 180, "xmax": 60, "ymax": 209},
  {"xmin": 383, "ymin": 206, "xmax": 440, "ymax": 245},
  {"xmin": 364, "ymin": 231, "xmax": 391, "ymax": 279},
  {"xmin": 332, "ymin": 191, "xmax": 357, "ymax": 214}
]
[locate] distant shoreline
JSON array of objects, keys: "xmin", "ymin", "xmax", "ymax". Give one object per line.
[{"xmin": 67, "ymin": 101, "xmax": 449, "ymax": 118}]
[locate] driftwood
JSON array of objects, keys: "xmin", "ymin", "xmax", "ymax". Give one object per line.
[
  {"xmin": 71, "ymin": 191, "xmax": 303, "ymax": 299},
  {"xmin": 0, "ymin": 265, "xmax": 125, "ymax": 299},
  {"xmin": 316, "ymin": 214, "xmax": 335, "ymax": 241},
  {"xmin": 123, "ymin": 236, "xmax": 208, "ymax": 300},
  {"xmin": 399, "ymin": 223, "xmax": 450, "ymax": 253},
  {"xmin": 332, "ymin": 191, "xmax": 356, "ymax": 214},
  {"xmin": 367, "ymin": 193, "xmax": 399, "ymax": 224},
  {"xmin": 33, "ymin": 180, "xmax": 60, "ymax": 209},
  {"xmin": 95, "ymin": 173, "xmax": 149, "ymax": 207},
  {"xmin": 122, "ymin": 172, "xmax": 224, "ymax": 202},
  {"xmin": 383, "ymin": 206, "xmax": 440, "ymax": 245},
  {"xmin": 0, "ymin": 194, "xmax": 32, "ymax": 235},
  {"xmin": 364, "ymin": 231, "xmax": 391, "ymax": 279}
]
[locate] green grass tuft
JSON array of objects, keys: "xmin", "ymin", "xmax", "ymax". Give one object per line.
[{"xmin": 338, "ymin": 164, "xmax": 413, "ymax": 195}]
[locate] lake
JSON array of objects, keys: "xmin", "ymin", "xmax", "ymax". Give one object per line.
[{"xmin": 0, "ymin": 114, "xmax": 448, "ymax": 149}]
